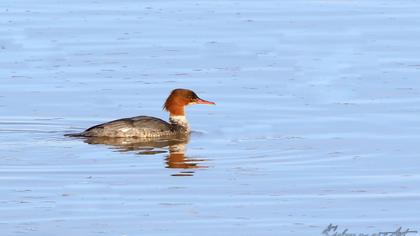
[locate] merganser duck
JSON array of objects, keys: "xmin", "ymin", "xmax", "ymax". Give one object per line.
[{"xmin": 67, "ymin": 89, "xmax": 215, "ymax": 138}]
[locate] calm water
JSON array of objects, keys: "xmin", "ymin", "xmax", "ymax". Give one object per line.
[{"xmin": 2, "ymin": 0, "xmax": 420, "ymax": 235}]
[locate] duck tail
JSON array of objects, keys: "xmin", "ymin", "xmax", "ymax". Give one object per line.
[{"xmin": 64, "ymin": 132, "xmax": 87, "ymax": 137}]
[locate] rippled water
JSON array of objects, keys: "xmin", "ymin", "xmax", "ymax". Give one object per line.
[{"xmin": 2, "ymin": 0, "xmax": 420, "ymax": 235}]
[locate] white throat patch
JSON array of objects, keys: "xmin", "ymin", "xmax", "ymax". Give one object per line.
[{"xmin": 169, "ymin": 116, "xmax": 189, "ymax": 129}]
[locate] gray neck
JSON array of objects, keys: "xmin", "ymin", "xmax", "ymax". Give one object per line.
[{"xmin": 169, "ymin": 115, "xmax": 190, "ymax": 132}]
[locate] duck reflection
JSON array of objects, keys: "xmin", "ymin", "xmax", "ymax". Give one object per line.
[{"xmin": 83, "ymin": 136, "xmax": 207, "ymax": 176}]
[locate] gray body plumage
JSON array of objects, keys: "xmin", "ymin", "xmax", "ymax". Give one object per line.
[{"xmin": 68, "ymin": 116, "xmax": 189, "ymax": 138}]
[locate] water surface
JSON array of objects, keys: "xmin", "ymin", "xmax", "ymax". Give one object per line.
[{"xmin": 1, "ymin": 0, "xmax": 420, "ymax": 235}]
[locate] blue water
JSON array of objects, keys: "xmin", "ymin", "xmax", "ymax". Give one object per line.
[{"xmin": 1, "ymin": 0, "xmax": 420, "ymax": 235}]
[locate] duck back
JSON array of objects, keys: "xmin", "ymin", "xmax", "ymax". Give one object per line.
[{"xmin": 69, "ymin": 116, "xmax": 182, "ymax": 138}]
